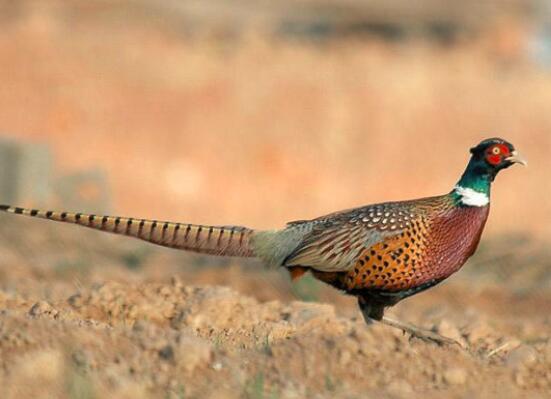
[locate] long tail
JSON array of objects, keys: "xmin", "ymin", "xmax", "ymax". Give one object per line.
[{"xmin": 0, "ymin": 205, "xmax": 256, "ymax": 257}]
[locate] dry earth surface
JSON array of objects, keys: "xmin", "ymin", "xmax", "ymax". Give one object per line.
[
  {"xmin": 0, "ymin": 218, "xmax": 550, "ymax": 399},
  {"xmin": 0, "ymin": 2, "xmax": 550, "ymax": 398}
]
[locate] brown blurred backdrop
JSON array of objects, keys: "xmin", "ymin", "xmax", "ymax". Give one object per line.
[
  {"xmin": 2, "ymin": 2, "xmax": 551, "ymax": 398},
  {"xmin": 0, "ymin": 0, "xmax": 549, "ymax": 234}
]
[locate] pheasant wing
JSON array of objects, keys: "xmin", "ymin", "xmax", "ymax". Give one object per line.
[{"xmin": 283, "ymin": 206, "xmax": 405, "ymax": 272}]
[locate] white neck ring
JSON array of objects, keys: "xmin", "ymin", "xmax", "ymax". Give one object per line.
[{"xmin": 454, "ymin": 185, "xmax": 489, "ymax": 207}]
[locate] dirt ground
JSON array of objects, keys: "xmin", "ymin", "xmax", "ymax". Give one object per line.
[
  {"xmin": 0, "ymin": 2, "xmax": 550, "ymax": 398},
  {"xmin": 0, "ymin": 217, "xmax": 550, "ymax": 399}
]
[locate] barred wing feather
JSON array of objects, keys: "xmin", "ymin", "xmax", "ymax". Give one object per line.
[{"xmin": 283, "ymin": 218, "xmax": 400, "ymax": 272}]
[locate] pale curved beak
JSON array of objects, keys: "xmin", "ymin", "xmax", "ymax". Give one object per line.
[{"xmin": 506, "ymin": 151, "xmax": 528, "ymax": 166}]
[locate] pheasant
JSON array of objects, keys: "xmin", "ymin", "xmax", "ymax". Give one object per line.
[{"xmin": 0, "ymin": 138, "xmax": 526, "ymax": 344}]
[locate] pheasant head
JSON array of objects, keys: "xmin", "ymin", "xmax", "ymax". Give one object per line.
[{"xmin": 454, "ymin": 138, "xmax": 527, "ymax": 207}]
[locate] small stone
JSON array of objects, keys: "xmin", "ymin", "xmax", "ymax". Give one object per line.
[
  {"xmin": 159, "ymin": 345, "xmax": 175, "ymax": 361},
  {"xmin": 67, "ymin": 293, "xmax": 84, "ymax": 308},
  {"xmin": 443, "ymin": 367, "xmax": 468, "ymax": 385},
  {"xmin": 212, "ymin": 362, "xmax": 223, "ymax": 371},
  {"xmin": 28, "ymin": 301, "xmax": 58, "ymax": 319}
]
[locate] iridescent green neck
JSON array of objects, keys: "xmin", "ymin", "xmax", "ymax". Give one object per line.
[
  {"xmin": 456, "ymin": 168, "xmax": 491, "ymax": 194},
  {"xmin": 452, "ymin": 157, "xmax": 492, "ymax": 206}
]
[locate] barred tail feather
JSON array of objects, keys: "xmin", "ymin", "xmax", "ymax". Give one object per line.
[{"xmin": 0, "ymin": 205, "xmax": 256, "ymax": 257}]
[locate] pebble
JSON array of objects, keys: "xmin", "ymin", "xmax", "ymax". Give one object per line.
[
  {"xmin": 443, "ymin": 367, "xmax": 468, "ymax": 385},
  {"xmin": 158, "ymin": 345, "xmax": 175, "ymax": 361},
  {"xmin": 212, "ymin": 362, "xmax": 223, "ymax": 371}
]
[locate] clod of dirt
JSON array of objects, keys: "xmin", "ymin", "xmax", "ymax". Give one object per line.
[
  {"xmin": 506, "ymin": 345, "xmax": 538, "ymax": 369},
  {"xmin": 465, "ymin": 322, "xmax": 495, "ymax": 345},
  {"xmin": 176, "ymin": 336, "xmax": 213, "ymax": 373},
  {"xmin": 28, "ymin": 301, "xmax": 59, "ymax": 319},
  {"xmin": 433, "ymin": 320, "xmax": 467, "ymax": 347}
]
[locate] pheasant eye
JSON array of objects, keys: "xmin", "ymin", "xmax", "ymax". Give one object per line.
[{"xmin": 486, "ymin": 145, "xmax": 503, "ymax": 165}]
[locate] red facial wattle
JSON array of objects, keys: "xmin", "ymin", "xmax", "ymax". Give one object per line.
[
  {"xmin": 486, "ymin": 144, "xmax": 511, "ymax": 165},
  {"xmin": 487, "ymin": 154, "xmax": 501, "ymax": 165}
]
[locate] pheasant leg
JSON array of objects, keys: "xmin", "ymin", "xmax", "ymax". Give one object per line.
[
  {"xmin": 380, "ymin": 316, "xmax": 461, "ymax": 347},
  {"xmin": 357, "ymin": 296, "xmax": 460, "ymax": 346}
]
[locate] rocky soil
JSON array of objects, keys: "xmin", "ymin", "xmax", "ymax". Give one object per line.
[{"xmin": 0, "ymin": 218, "xmax": 550, "ymax": 398}]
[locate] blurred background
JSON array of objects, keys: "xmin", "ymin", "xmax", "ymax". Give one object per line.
[
  {"xmin": 0, "ymin": 1, "xmax": 551, "ymax": 398},
  {"xmin": 0, "ymin": 0, "xmax": 549, "ymax": 232}
]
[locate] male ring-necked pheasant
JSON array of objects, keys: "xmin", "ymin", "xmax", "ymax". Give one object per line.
[{"xmin": 0, "ymin": 138, "xmax": 526, "ymax": 344}]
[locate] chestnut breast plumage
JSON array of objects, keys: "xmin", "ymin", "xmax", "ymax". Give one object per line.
[{"xmin": 309, "ymin": 198, "xmax": 491, "ymax": 297}]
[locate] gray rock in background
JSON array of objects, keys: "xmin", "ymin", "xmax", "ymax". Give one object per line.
[
  {"xmin": 0, "ymin": 138, "xmax": 53, "ymax": 206},
  {"xmin": 0, "ymin": 137, "xmax": 111, "ymax": 213}
]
